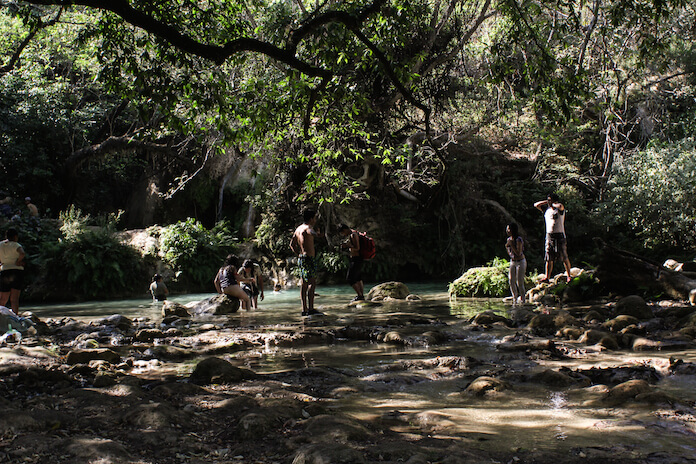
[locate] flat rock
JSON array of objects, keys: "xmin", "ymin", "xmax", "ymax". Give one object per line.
[{"xmin": 66, "ymin": 348, "xmax": 120, "ymax": 365}]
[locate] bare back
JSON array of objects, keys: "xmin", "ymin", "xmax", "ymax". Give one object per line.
[{"xmin": 291, "ymin": 224, "xmax": 316, "ymax": 257}]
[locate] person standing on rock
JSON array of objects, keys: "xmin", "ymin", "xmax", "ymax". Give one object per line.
[
  {"xmin": 213, "ymin": 254, "xmax": 253, "ymax": 310},
  {"xmin": 0, "ymin": 228, "xmax": 26, "ymax": 313},
  {"xmin": 505, "ymin": 223, "xmax": 526, "ymax": 305},
  {"xmin": 338, "ymin": 223, "xmax": 365, "ymax": 302},
  {"xmin": 534, "ymin": 192, "xmax": 572, "ymax": 283},
  {"xmin": 290, "ymin": 209, "xmax": 324, "ymax": 316}
]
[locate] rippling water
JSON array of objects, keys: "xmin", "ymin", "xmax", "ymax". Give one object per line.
[{"xmin": 19, "ymin": 283, "xmax": 696, "ymax": 458}]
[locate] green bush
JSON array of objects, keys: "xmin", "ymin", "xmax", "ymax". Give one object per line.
[
  {"xmin": 597, "ymin": 139, "xmax": 696, "ymax": 254},
  {"xmin": 448, "ymin": 257, "xmax": 511, "ymax": 298},
  {"xmin": 41, "ymin": 229, "xmax": 145, "ymax": 299},
  {"xmin": 159, "ymin": 218, "xmax": 238, "ymax": 288}
]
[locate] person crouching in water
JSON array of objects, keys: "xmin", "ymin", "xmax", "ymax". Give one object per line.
[
  {"xmin": 505, "ymin": 223, "xmax": 526, "ymax": 305},
  {"xmin": 150, "ymin": 274, "xmax": 169, "ymax": 301},
  {"xmin": 213, "ymin": 254, "xmax": 253, "ymax": 310},
  {"xmin": 240, "ymin": 259, "xmax": 264, "ymax": 310}
]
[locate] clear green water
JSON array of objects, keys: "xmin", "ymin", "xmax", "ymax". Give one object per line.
[{"xmin": 18, "ymin": 283, "xmax": 696, "ymax": 458}]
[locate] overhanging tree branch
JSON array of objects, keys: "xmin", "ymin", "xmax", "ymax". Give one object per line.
[{"xmin": 0, "ymin": 7, "xmax": 63, "ymax": 75}]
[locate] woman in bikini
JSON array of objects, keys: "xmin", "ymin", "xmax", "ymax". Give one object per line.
[{"xmin": 213, "ymin": 254, "xmax": 253, "ymax": 310}]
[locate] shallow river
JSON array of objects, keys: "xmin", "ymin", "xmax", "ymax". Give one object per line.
[{"xmin": 21, "ymin": 283, "xmax": 696, "ymax": 459}]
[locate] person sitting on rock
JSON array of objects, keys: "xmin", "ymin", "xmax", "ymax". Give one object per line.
[
  {"xmin": 213, "ymin": 254, "xmax": 253, "ymax": 310},
  {"xmin": 239, "ymin": 259, "xmax": 264, "ymax": 310}
]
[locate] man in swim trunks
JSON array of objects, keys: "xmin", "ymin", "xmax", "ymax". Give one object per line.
[
  {"xmin": 534, "ymin": 192, "xmax": 573, "ymax": 283},
  {"xmin": 290, "ymin": 209, "xmax": 323, "ymax": 316}
]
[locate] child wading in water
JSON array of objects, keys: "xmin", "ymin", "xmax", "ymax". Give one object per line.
[{"xmin": 505, "ymin": 223, "xmax": 526, "ymax": 305}]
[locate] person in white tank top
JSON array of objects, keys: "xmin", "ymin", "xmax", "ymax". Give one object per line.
[{"xmin": 534, "ymin": 193, "xmax": 573, "ymax": 283}]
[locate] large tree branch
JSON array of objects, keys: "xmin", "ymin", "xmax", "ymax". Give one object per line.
[
  {"xmin": 25, "ymin": 0, "xmax": 332, "ymax": 77},
  {"xmin": 65, "ymin": 135, "xmax": 182, "ymax": 175}
]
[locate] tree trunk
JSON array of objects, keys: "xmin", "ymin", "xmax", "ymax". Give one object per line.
[{"xmin": 594, "ymin": 239, "xmax": 696, "ymax": 300}]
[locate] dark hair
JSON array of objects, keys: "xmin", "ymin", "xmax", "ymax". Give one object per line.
[
  {"xmin": 242, "ymin": 259, "xmax": 254, "ymax": 269},
  {"xmin": 303, "ymin": 209, "xmax": 317, "ymax": 223},
  {"xmin": 5, "ymin": 228, "xmax": 18, "ymax": 240},
  {"xmin": 338, "ymin": 223, "xmax": 351, "ymax": 232},
  {"xmin": 507, "ymin": 223, "xmax": 520, "ymax": 238},
  {"xmin": 224, "ymin": 254, "xmax": 240, "ymax": 267},
  {"xmin": 547, "ymin": 192, "xmax": 560, "ymax": 202},
  {"xmin": 152, "ymin": 274, "xmax": 162, "ymax": 282}
]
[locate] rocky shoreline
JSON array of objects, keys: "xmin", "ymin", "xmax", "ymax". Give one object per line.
[{"xmin": 1, "ymin": 283, "xmax": 696, "ymax": 464}]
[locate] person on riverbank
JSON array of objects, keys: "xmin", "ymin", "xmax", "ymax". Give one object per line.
[
  {"xmin": 290, "ymin": 209, "xmax": 324, "ymax": 316},
  {"xmin": 0, "ymin": 228, "xmax": 26, "ymax": 313},
  {"xmin": 213, "ymin": 254, "xmax": 253, "ymax": 310},
  {"xmin": 24, "ymin": 197, "xmax": 38, "ymax": 217},
  {"xmin": 338, "ymin": 223, "xmax": 365, "ymax": 302},
  {"xmin": 149, "ymin": 273, "xmax": 169, "ymax": 301},
  {"xmin": 240, "ymin": 259, "xmax": 264, "ymax": 310},
  {"xmin": 534, "ymin": 192, "xmax": 572, "ymax": 283},
  {"xmin": 505, "ymin": 223, "xmax": 526, "ymax": 305}
]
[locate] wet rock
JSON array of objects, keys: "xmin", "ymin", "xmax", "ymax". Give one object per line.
[
  {"xmin": 236, "ymin": 412, "xmax": 279, "ymax": 440},
  {"xmin": 531, "ymin": 369, "xmax": 575, "ymax": 387},
  {"xmin": 406, "ymin": 294, "xmax": 422, "ymax": 301},
  {"xmin": 134, "ymin": 328, "xmax": 165, "ymax": 342},
  {"xmin": 539, "ymin": 294, "xmax": 559, "ymax": 307},
  {"xmin": 557, "ymin": 327, "xmax": 584, "ymax": 339},
  {"xmin": 190, "ymin": 294, "xmax": 240, "ymax": 315},
  {"xmin": 602, "ymin": 315, "xmax": 640, "ymax": 332},
  {"xmin": 497, "ymin": 338, "xmax": 558, "ymax": 353},
  {"xmin": 678, "ymin": 311, "xmax": 696, "ymax": 328},
  {"xmin": 367, "ymin": 281, "xmax": 410, "ymax": 300},
  {"xmin": 161, "ymin": 301, "xmax": 191, "ymax": 318},
  {"xmin": 527, "ymin": 313, "xmax": 556, "ymax": 333},
  {"xmin": 422, "ymin": 330, "xmax": 447, "ymax": 345},
  {"xmin": 690, "ymin": 288, "xmax": 696, "ymax": 306},
  {"xmin": 471, "ymin": 311, "xmax": 512, "ymax": 326},
  {"xmin": 382, "ymin": 331, "xmax": 405, "ymax": 345},
  {"xmin": 509, "ymin": 307, "xmax": 536, "ymax": 325},
  {"xmin": 632, "ymin": 337, "xmax": 662, "ymax": 351},
  {"xmin": 144, "ymin": 345, "xmax": 193, "ymax": 360},
  {"xmin": 189, "ymin": 356, "xmax": 254, "ymax": 385},
  {"xmin": 14, "ymin": 367, "xmax": 72, "ymax": 387},
  {"xmin": 93, "ymin": 314, "xmax": 133, "ymax": 331},
  {"xmin": 602, "ymin": 379, "xmax": 652, "ymax": 405},
  {"xmin": 150, "ymin": 382, "xmax": 206, "ymax": 399},
  {"xmin": 582, "ymin": 309, "xmax": 606, "ymax": 322},
  {"xmin": 303, "ymin": 414, "xmax": 372, "ymax": 442},
  {"xmin": 66, "ymin": 348, "xmax": 120, "ymax": 365},
  {"xmin": 465, "ymin": 376, "xmax": 510, "ymax": 396},
  {"xmin": 578, "ymin": 329, "xmax": 614, "ymax": 346},
  {"xmin": 292, "ymin": 443, "xmax": 366, "ymax": 464},
  {"xmin": 615, "ymin": 295, "xmax": 653, "ymax": 320},
  {"xmin": 579, "ymin": 365, "xmax": 660, "ymax": 385}
]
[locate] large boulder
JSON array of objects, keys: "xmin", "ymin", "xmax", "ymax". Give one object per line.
[
  {"xmin": 189, "ymin": 294, "xmax": 240, "ymax": 315},
  {"xmin": 465, "ymin": 376, "xmax": 510, "ymax": 396},
  {"xmin": 189, "ymin": 357, "xmax": 253, "ymax": 385},
  {"xmin": 367, "ymin": 282, "xmax": 410, "ymax": 300},
  {"xmin": 615, "ymin": 295, "xmax": 653, "ymax": 320},
  {"xmin": 161, "ymin": 301, "xmax": 191, "ymax": 318}
]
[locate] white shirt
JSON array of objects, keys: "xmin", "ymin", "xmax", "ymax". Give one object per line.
[
  {"xmin": 0, "ymin": 240, "xmax": 24, "ymax": 271},
  {"xmin": 544, "ymin": 207, "xmax": 566, "ymax": 235}
]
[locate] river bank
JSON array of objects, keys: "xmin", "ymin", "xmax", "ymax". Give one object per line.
[{"xmin": 1, "ymin": 286, "xmax": 696, "ymax": 464}]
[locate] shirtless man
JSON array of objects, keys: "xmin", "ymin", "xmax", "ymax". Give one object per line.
[
  {"xmin": 534, "ymin": 193, "xmax": 573, "ymax": 283},
  {"xmin": 338, "ymin": 223, "xmax": 365, "ymax": 302},
  {"xmin": 290, "ymin": 209, "xmax": 324, "ymax": 316}
]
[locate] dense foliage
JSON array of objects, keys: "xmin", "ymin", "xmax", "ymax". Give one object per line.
[{"xmin": 157, "ymin": 219, "xmax": 238, "ymax": 289}]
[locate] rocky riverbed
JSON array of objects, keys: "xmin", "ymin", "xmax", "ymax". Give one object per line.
[{"xmin": 1, "ymin": 287, "xmax": 696, "ymax": 464}]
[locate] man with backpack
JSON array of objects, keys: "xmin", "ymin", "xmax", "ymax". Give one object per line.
[{"xmin": 338, "ymin": 223, "xmax": 374, "ymax": 302}]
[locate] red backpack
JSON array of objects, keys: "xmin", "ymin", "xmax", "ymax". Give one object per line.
[{"xmin": 358, "ymin": 232, "xmax": 376, "ymax": 260}]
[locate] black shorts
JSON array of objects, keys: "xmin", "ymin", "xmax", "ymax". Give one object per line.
[
  {"xmin": 346, "ymin": 256, "xmax": 363, "ymax": 285},
  {"xmin": 0, "ymin": 269, "xmax": 24, "ymax": 292},
  {"xmin": 545, "ymin": 233, "xmax": 569, "ymax": 262}
]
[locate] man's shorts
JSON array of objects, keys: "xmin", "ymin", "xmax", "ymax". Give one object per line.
[
  {"xmin": 297, "ymin": 255, "xmax": 317, "ymax": 281},
  {"xmin": 347, "ymin": 256, "xmax": 363, "ymax": 285},
  {"xmin": 0, "ymin": 269, "xmax": 25, "ymax": 292},
  {"xmin": 545, "ymin": 233, "xmax": 569, "ymax": 262}
]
